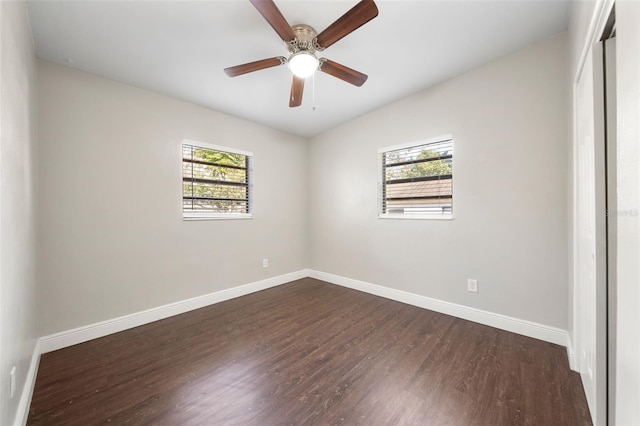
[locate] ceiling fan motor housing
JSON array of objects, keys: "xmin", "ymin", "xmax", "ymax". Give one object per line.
[{"xmin": 287, "ymin": 24, "xmax": 319, "ymax": 54}]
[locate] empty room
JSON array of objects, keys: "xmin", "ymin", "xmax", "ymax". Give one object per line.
[{"xmin": 1, "ymin": 0, "xmax": 639, "ymax": 424}]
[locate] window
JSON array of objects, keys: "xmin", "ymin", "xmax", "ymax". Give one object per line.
[
  {"xmin": 182, "ymin": 140, "xmax": 252, "ymax": 220},
  {"xmin": 379, "ymin": 135, "xmax": 453, "ymax": 219}
]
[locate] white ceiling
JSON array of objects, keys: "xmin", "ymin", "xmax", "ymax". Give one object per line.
[{"xmin": 27, "ymin": 0, "xmax": 570, "ymax": 138}]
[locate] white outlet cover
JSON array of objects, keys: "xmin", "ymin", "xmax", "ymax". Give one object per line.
[
  {"xmin": 467, "ymin": 279, "xmax": 479, "ymax": 293},
  {"xmin": 262, "ymin": 259, "xmax": 268, "ymax": 268}
]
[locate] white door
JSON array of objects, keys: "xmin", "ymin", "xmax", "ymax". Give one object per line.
[{"xmin": 575, "ymin": 46, "xmax": 607, "ymax": 425}]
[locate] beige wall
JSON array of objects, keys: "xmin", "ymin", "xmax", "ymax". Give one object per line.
[
  {"xmin": 308, "ymin": 34, "xmax": 569, "ymax": 329},
  {"xmin": 38, "ymin": 61, "xmax": 308, "ymax": 335},
  {"xmin": 0, "ymin": 1, "xmax": 39, "ymax": 424}
]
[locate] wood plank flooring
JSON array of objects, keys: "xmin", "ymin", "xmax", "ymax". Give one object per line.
[{"xmin": 28, "ymin": 278, "xmax": 592, "ymax": 425}]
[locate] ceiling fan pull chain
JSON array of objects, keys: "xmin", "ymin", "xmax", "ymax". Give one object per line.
[{"xmin": 312, "ymin": 72, "xmax": 316, "ymax": 111}]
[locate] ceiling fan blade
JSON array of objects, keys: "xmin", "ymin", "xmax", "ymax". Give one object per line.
[
  {"xmin": 315, "ymin": 0, "xmax": 378, "ymax": 50},
  {"xmin": 249, "ymin": 0, "xmax": 296, "ymax": 43},
  {"xmin": 319, "ymin": 59, "xmax": 368, "ymax": 87},
  {"xmin": 224, "ymin": 57, "xmax": 285, "ymax": 77},
  {"xmin": 289, "ymin": 76, "xmax": 304, "ymax": 107}
]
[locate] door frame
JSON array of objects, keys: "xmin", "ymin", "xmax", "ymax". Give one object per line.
[{"xmin": 571, "ymin": 1, "xmax": 615, "ymax": 425}]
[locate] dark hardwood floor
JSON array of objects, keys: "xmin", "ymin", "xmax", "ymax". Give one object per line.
[{"xmin": 28, "ymin": 278, "xmax": 592, "ymax": 425}]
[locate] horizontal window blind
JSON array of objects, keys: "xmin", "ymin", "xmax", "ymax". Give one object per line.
[
  {"xmin": 381, "ymin": 138, "xmax": 453, "ymax": 216},
  {"xmin": 182, "ymin": 144, "xmax": 251, "ymax": 215}
]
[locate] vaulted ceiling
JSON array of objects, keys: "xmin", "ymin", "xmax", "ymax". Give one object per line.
[{"xmin": 27, "ymin": 0, "xmax": 570, "ymax": 137}]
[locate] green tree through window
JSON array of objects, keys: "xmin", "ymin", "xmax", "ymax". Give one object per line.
[
  {"xmin": 182, "ymin": 143, "xmax": 251, "ymax": 217},
  {"xmin": 385, "ymin": 149, "xmax": 452, "ymax": 180}
]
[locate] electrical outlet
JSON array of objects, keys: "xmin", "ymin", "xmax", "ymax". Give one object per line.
[
  {"xmin": 9, "ymin": 366, "xmax": 16, "ymax": 399},
  {"xmin": 262, "ymin": 259, "xmax": 269, "ymax": 268},
  {"xmin": 467, "ymin": 279, "xmax": 478, "ymax": 293}
]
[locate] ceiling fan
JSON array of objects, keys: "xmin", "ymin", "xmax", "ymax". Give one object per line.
[{"xmin": 224, "ymin": 0, "xmax": 379, "ymax": 108}]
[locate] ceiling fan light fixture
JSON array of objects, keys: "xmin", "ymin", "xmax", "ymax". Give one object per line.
[
  {"xmin": 225, "ymin": 0, "xmax": 379, "ymax": 107},
  {"xmin": 288, "ymin": 51, "xmax": 318, "ymax": 79}
]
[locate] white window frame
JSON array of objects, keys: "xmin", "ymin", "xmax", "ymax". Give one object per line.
[
  {"xmin": 378, "ymin": 134, "xmax": 454, "ymax": 220},
  {"xmin": 182, "ymin": 139, "xmax": 253, "ymax": 221}
]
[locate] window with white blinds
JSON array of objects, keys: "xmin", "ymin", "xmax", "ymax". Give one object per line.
[
  {"xmin": 182, "ymin": 141, "xmax": 252, "ymax": 220},
  {"xmin": 379, "ymin": 136, "xmax": 453, "ymax": 218}
]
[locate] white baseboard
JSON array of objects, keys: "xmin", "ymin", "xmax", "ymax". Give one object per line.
[
  {"xmin": 36, "ymin": 269, "xmax": 570, "ymax": 353},
  {"xmin": 40, "ymin": 270, "xmax": 309, "ymax": 354},
  {"xmin": 566, "ymin": 336, "xmax": 577, "ymax": 371},
  {"xmin": 14, "ymin": 339, "xmax": 40, "ymax": 426},
  {"xmin": 308, "ymin": 270, "xmax": 569, "ymax": 347}
]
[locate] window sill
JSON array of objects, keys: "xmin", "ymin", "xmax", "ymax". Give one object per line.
[
  {"xmin": 378, "ymin": 214, "xmax": 454, "ymax": 221},
  {"xmin": 183, "ymin": 213, "xmax": 253, "ymax": 221}
]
